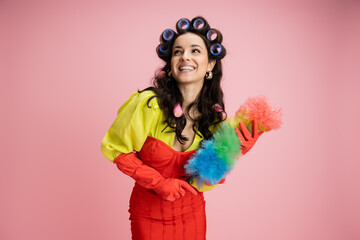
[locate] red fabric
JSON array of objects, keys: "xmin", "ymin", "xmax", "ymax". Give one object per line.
[
  {"xmin": 114, "ymin": 149, "xmax": 197, "ymax": 202},
  {"xmin": 116, "ymin": 137, "xmax": 206, "ymax": 240}
]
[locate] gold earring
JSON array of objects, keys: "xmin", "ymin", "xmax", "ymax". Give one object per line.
[
  {"xmin": 205, "ymin": 71, "xmax": 213, "ymax": 79},
  {"xmin": 168, "ymin": 71, "xmax": 172, "ymax": 77}
]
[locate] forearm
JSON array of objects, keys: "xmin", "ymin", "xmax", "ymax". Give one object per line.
[
  {"xmin": 113, "ymin": 152, "xmax": 164, "ymax": 189},
  {"xmin": 114, "ymin": 152, "xmax": 198, "ymax": 201}
]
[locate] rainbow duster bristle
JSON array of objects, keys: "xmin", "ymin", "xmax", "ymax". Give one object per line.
[
  {"xmin": 232, "ymin": 95, "xmax": 282, "ymax": 132},
  {"xmin": 185, "ymin": 95, "xmax": 282, "ymax": 192},
  {"xmin": 184, "ymin": 121, "xmax": 241, "ymax": 187}
]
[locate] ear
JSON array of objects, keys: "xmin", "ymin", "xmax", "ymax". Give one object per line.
[{"xmin": 207, "ymin": 60, "xmax": 216, "ymax": 72}]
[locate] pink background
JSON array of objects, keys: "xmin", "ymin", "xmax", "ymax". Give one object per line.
[{"xmin": 1, "ymin": 0, "xmax": 360, "ymax": 239}]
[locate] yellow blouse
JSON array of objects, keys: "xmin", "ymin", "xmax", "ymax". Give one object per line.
[{"xmin": 101, "ymin": 90, "xmax": 205, "ymax": 162}]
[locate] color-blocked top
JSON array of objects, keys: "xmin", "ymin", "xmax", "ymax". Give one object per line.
[{"xmin": 101, "ymin": 90, "xmax": 208, "ymax": 161}]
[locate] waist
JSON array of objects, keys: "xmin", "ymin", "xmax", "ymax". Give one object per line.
[{"xmin": 129, "ymin": 183, "xmax": 205, "ymax": 220}]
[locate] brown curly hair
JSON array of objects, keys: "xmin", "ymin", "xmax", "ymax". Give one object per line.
[{"xmin": 140, "ymin": 16, "xmax": 227, "ymax": 143}]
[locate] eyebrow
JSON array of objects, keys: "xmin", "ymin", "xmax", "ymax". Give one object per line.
[{"xmin": 173, "ymin": 44, "xmax": 203, "ymax": 49}]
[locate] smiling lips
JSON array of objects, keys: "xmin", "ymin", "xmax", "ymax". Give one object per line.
[{"xmin": 179, "ymin": 65, "xmax": 195, "ymax": 72}]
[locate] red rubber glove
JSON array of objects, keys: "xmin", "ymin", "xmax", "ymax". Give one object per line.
[
  {"xmin": 204, "ymin": 177, "xmax": 226, "ymax": 186},
  {"xmin": 113, "ymin": 152, "xmax": 197, "ymax": 201},
  {"xmin": 235, "ymin": 119, "xmax": 263, "ymax": 155},
  {"xmin": 152, "ymin": 178, "xmax": 198, "ymax": 201}
]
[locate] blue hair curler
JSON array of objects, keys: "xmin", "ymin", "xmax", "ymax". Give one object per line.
[
  {"xmin": 177, "ymin": 18, "xmax": 190, "ymax": 30},
  {"xmin": 210, "ymin": 43, "xmax": 222, "ymax": 56},
  {"xmin": 193, "ymin": 18, "xmax": 205, "ymax": 29},
  {"xmin": 206, "ymin": 29, "xmax": 218, "ymax": 41},
  {"xmin": 162, "ymin": 29, "xmax": 175, "ymax": 42},
  {"xmin": 159, "ymin": 44, "xmax": 169, "ymax": 54}
]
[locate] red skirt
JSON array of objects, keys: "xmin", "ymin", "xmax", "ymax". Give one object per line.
[{"xmin": 128, "ymin": 137, "xmax": 206, "ymax": 240}]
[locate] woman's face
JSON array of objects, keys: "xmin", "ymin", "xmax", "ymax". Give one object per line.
[{"xmin": 170, "ymin": 32, "xmax": 216, "ymax": 86}]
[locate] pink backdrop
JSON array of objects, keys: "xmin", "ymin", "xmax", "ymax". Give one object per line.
[{"xmin": 2, "ymin": 0, "xmax": 360, "ymax": 239}]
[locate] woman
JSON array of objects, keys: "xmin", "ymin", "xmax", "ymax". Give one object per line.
[{"xmin": 101, "ymin": 16, "xmax": 261, "ymax": 240}]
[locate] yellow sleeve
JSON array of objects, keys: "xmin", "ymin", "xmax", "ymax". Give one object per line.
[{"xmin": 101, "ymin": 91, "xmax": 158, "ymax": 161}]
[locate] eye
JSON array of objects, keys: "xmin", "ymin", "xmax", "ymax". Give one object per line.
[
  {"xmin": 193, "ymin": 49, "xmax": 200, "ymax": 53},
  {"xmin": 173, "ymin": 50, "xmax": 182, "ymax": 55}
]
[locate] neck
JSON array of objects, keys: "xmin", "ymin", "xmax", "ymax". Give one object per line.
[{"xmin": 177, "ymin": 81, "xmax": 203, "ymax": 117}]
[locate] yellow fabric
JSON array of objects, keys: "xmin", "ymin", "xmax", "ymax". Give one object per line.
[
  {"xmin": 101, "ymin": 90, "xmax": 224, "ymax": 192},
  {"xmin": 189, "ymin": 178, "xmax": 217, "ymax": 192},
  {"xmin": 101, "ymin": 90, "xmax": 204, "ymax": 162}
]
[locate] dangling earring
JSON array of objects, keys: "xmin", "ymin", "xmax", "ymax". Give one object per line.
[
  {"xmin": 173, "ymin": 103, "xmax": 183, "ymax": 118},
  {"xmin": 168, "ymin": 71, "xmax": 172, "ymax": 77},
  {"xmin": 205, "ymin": 71, "xmax": 213, "ymax": 79}
]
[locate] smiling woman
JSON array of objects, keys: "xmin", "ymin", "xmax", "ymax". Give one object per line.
[
  {"xmin": 101, "ymin": 16, "xmax": 261, "ymax": 240},
  {"xmin": 171, "ymin": 33, "xmax": 216, "ymax": 87}
]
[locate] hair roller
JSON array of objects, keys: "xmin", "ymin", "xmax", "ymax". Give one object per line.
[
  {"xmin": 176, "ymin": 18, "xmax": 190, "ymax": 33},
  {"xmin": 156, "ymin": 43, "xmax": 172, "ymax": 61},
  {"xmin": 206, "ymin": 29, "xmax": 223, "ymax": 43},
  {"xmin": 156, "ymin": 16, "xmax": 227, "ymax": 62},
  {"xmin": 190, "ymin": 17, "xmax": 210, "ymax": 34},
  {"xmin": 214, "ymin": 103, "xmax": 227, "ymax": 120},
  {"xmin": 193, "ymin": 18, "xmax": 205, "ymax": 29},
  {"xmin": 159, "ymin": 43, "xmax": 169, "ymax": 54},
  {"xmin": 161, "ymin": 29, "xmax": 175, "ymax": 42},
  {"xmin": 214, "ymin": 103, "xmax": 223, "ymax": 112},
  {"xmin": 210, "ymin": 43, "xmax": 223, "ymax": 56}
]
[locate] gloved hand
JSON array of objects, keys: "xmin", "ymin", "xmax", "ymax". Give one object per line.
[
  {"xmin": 152, "ymin": 178, "xmax": 198, "ymax": 201},
  {"xmin": 113, "ymin": 152, "xmax": 197, "ymax": 201},
  {"xmin": 235, "ymin": 119, "xmax": 263, "ymax": 155},
  {"xmin": 204, "ymin": 177, "xmax": 226, "ymax": 186}
]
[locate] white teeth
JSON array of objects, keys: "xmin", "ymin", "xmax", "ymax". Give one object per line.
[{"xmin": 179, "ymin": 66, "xmax": 195, "ymax": 71}]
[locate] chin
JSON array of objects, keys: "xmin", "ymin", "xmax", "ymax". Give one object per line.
[
  {"xmin": 175, "ymin": 74, "xmax": 204, "ymax": 83},
  {"xmin": 176, "ymin": 78, "xmax": 204, "ymax": 85}
]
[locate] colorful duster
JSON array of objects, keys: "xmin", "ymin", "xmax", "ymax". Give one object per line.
[{"xmin": 184, "ymin": 95, "xmax": 282, "ymax": 191}]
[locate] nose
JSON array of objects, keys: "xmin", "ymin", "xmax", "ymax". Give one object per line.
[{"xmin": 180, "ymin": 50, "xmax": 190, "ymax": 61}]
